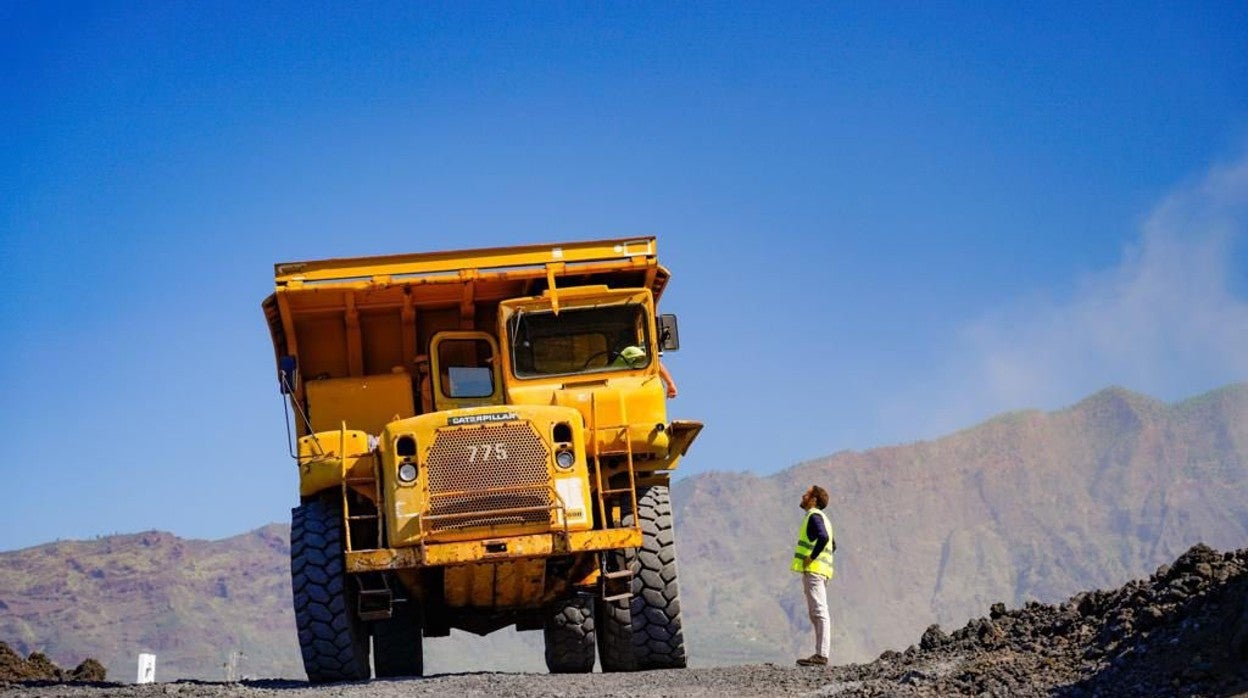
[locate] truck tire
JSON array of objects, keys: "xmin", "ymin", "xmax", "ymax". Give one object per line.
[
  {"xmin": 291, "ymin": 498, "xmax": 371, "ymax": 683},
  {"xmin": 628, "ymin": 485, "xmax": 687, "ymax": 669},
  {"xmin": 373, "ymin": 601, "xmax": 424, "ymax": 678},
  {"xmin": 543, "ymin": 595, "xmax": 596, "ymax": 673},
  {"xmin": 595, "ymin": 594, "xmax": 636, "ymax": 672}
]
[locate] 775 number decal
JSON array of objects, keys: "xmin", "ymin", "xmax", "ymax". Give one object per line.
[{"xmin": 466, "ymin": 442, "xmax": 509, "ymax": 462}]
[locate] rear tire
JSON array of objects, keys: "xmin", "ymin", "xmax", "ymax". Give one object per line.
[
  {"xmin": 627, "ymin": 485, "xmax": 687, "ymax": 669},
  {"xmin": 595, "ymin": 592, "xmax": 636, "ymax": 672},
  {"xmin": 543, "ymin": 595, "xmax": 596, "ymax": 673},
  {"xmin": 373, "ymin": 601, "xmax": 424, "ymax": 678},
  {"xmin": 291, "ymin": 497, "xmax": 371, "ymax": 683}
]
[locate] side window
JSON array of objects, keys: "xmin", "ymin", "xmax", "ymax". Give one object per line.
[{"xmin": 438, "ymin": 338, "xmax": 495, "ymax": 398}]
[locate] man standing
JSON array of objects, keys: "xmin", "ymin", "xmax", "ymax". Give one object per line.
[{"xmin": 792, "ymin": 485, "xmax": 835, "ymax": 666}]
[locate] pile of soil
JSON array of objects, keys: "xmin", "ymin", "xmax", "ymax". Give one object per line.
[
  {"xmin": 828, "ymin": 543, "xmax": 1248, "ymax": 696},
  {"xmin": 0, "ymin": 642, "xmax": 106, "ymax": 683}
]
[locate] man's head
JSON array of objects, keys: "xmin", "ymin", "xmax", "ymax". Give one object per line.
[{"xmin": 801, "ymin": 485, "xmax": 829, "ymax": 510}]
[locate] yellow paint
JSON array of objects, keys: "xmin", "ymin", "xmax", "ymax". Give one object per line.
[
  {"xmin": 273, "ymin": 237, "xmax": 657, "ymax": 284},
  {"xmin": 297, "ymin": 429, "xmax": 375, "ymax": 498},
  {"xmin": 440, "ymin": 559, "xmax": 546, "ymax": 609},
  {"xmin": 346, "ymin": 528, "xmax": 641, "ymax": 572},
  {"xmin": 305, "ymin": 372, "xmax": 415, "ymax": 435},
  {"xmin": 265, "ymin": 237, "xmax": 702, "ymax": 613},
  {"xmin": 380, "ymin": 404, "xmax": 595, "ymax": 548}
]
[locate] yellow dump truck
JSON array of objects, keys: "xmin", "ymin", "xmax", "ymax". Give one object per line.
[{"xmin": 262, "ymin": 237, "xmax": 701, "ymax": 681}]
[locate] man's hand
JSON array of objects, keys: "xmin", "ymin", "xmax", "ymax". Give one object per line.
[{"xmin": 803, "ymin": 554, "xmax": 812, "ymax": 570}]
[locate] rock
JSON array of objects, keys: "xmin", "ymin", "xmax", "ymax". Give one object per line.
[
  {"xmin": 1232, "ymin": 603, "xmax": 1248, "ymax": 659},
  {"xmin": 977, "ymin": 620, "xmax": 1003, "ymax": 646},
  {"xmin": 920, "ymin": 625, "xmax": 948, "ymax": 650},
  {"xmin": 23, "ymin": 653, "xmax": 63, "ymax": 681},
  {"xmin": 1077, "ymin": 593, "xmax": 1099, "ymax": 618},
  {"xmin": 69, "ymin": 658, "xmax": 107, "ymax": 682}
]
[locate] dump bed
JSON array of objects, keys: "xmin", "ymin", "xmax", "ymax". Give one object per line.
[{"xmin": 262, "ymin": 237, "xmax": 669, "ymax": 409}]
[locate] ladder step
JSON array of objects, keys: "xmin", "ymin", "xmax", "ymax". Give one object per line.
[
  {"xmin": 345, "ymin": 477, "xmax": 376, "ymax": 484},
  {"xmin": 600, "ymin": 488, "xmax": 635, "ymax": 495},
  {"xmin": 356, "ymin": 585, "xmax": 393, "ymax": 621},
  {"xmin": 602, "ymin": 592, "xmax": 631, "ymax": 603},
  {"xmin": 603, "ymin": 570, "xmax": 632, "ymax": 580},
  {"xmin": 347, "ymin": 514, "xmax": 378, "ymax": 521}
]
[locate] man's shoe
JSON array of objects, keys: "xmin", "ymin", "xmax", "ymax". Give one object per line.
[{"xmin": 796, "ymin": 654, "xmax": 828, "ymax": 666}]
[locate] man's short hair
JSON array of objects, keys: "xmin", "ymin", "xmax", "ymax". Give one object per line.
[{"xmin": 810, "ymin": 486, "xmax": 829, "ymax": 509}]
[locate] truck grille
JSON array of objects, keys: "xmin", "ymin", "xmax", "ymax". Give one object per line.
[{"xmin": 425, "ymin": 422, "xmax": 553, "ymax": 533}]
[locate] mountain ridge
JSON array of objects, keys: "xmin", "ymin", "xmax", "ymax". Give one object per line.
[{"xmin": 2, "ymin": 383, "xmax": 1245, "ymax": 679}]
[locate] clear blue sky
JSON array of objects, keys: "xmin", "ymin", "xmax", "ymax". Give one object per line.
[{"xmin": 2, "ymin": 2, "xmax": 1246, "ymax": 551}]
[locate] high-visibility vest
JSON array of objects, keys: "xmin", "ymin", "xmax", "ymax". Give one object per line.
[{"xmin": 791, "ymin": 508, "xmax": 834, "ymax": 578}]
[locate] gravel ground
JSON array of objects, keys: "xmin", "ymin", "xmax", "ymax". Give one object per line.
[
  {"xmin": 0, "ymin": 665, "xmax": 872, "ymax": 698},
  {"xmin": 5, "ymin": 544, "xmax": 1248, "ymax": 697}
]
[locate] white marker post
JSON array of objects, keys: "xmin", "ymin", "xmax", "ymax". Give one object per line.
[{"xmin": 136, "ymin": 653, "xmax": 156, "ymax": 684}]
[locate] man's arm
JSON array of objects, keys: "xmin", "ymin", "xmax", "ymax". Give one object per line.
[
  {"xmin": 658, "ymin": 362, "xmax": 678, "ymax": 398},
  {"xmin": 806, "ymin": 512, "xmax": 830, "ymax": 560}
]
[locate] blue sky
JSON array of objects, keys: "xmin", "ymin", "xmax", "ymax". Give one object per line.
[{"xmin": 2, "ymin": 3, "xmax": 1246, "ymax": 551}]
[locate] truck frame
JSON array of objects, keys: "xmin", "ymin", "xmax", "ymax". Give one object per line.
[{"xmin": 262, "ymin": 237, "xmax": 701, "ymax": 680}]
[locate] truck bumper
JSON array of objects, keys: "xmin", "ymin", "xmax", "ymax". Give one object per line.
[{"xmin": 345, "ymin": 527, "xmax": 642, "ymax": 573}]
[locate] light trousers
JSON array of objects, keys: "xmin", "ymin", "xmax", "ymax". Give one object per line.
[{"xmin": 803, "ymin": 571, "xmax": 831, "ymax": 658}]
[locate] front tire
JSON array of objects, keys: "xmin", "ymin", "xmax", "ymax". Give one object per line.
[
  {"xmin": 291, "ymin": 497, "xmax": 371, "ymax": 683},
  {"xmin": 627, "ymin": 485, "xmax": 687, "ymax": 669}
]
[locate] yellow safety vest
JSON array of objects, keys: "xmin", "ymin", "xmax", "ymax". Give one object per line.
[{"xmin": 791, "ymin": 508, "xmax": 834, "ymax": 578}]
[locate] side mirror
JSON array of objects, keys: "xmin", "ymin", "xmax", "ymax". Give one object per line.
[{"xmin": 658, "ymin": 314, "xmax": 680, "ymax": 352}]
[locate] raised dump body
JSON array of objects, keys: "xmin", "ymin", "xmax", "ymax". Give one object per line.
[{"xmin": 262, "ymin": 237, "xmax": 701, "ymax": 680}]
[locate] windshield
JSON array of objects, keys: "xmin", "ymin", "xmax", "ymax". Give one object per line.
[{"xmin": 509, "ymin": 304, "xmax": 652, "ymax": 378}]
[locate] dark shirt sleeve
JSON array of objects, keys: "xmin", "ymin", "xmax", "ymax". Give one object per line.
[{"xmin": 806, "ymin": 511, "xmax": 830, "ymax": 559}]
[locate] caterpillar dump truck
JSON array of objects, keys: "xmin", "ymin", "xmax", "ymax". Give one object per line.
[{"xmin": 261, "ymin": 237, "xmax": 702, "ymax": 681}]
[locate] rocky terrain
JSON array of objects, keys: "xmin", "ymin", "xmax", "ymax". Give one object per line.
[
  {"xmin": 0, "ymin": 643, "xmax": 105, "ymax": 683},
  {"xmin": 4, "ymin": 543, "xmax": 1247, "ymax": 696},
  {"xmin": 678, "ymin": 384, "xmax": 1248, "ymax": 665},
  {"xmin": 4, "ymin": 385, "xmax": 1247, "ymax": 680}
]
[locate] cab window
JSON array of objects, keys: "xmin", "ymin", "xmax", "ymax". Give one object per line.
[{"xmin": 509, "ymin": 305, "xmax": 651, "ymax": 378}]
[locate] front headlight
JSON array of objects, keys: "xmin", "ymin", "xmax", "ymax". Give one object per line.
[
  {"xmin": 555, "ymin": 450, "xmax": 575, "ymax": 470},
  {"xmin": 398, "ymin": 462, "xmax": 418, "ymax": 483}
]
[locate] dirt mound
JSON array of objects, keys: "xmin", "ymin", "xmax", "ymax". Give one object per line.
[
  {"xmin": 832, "ymin": 543, "xmax": 1248, "ymax": 696},
  {"xmin": 0, "ymin": 642, "xmax": 107, "ymax": 683}
]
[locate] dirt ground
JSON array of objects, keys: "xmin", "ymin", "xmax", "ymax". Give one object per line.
[{"xmin": 4, "ymin": 543, "xmax": 1248, "ymax": 697}]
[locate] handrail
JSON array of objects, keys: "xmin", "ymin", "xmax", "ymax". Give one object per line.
[{"xmin": 339, "ymin": 422, "xmax": 355, "ymax": 551}]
